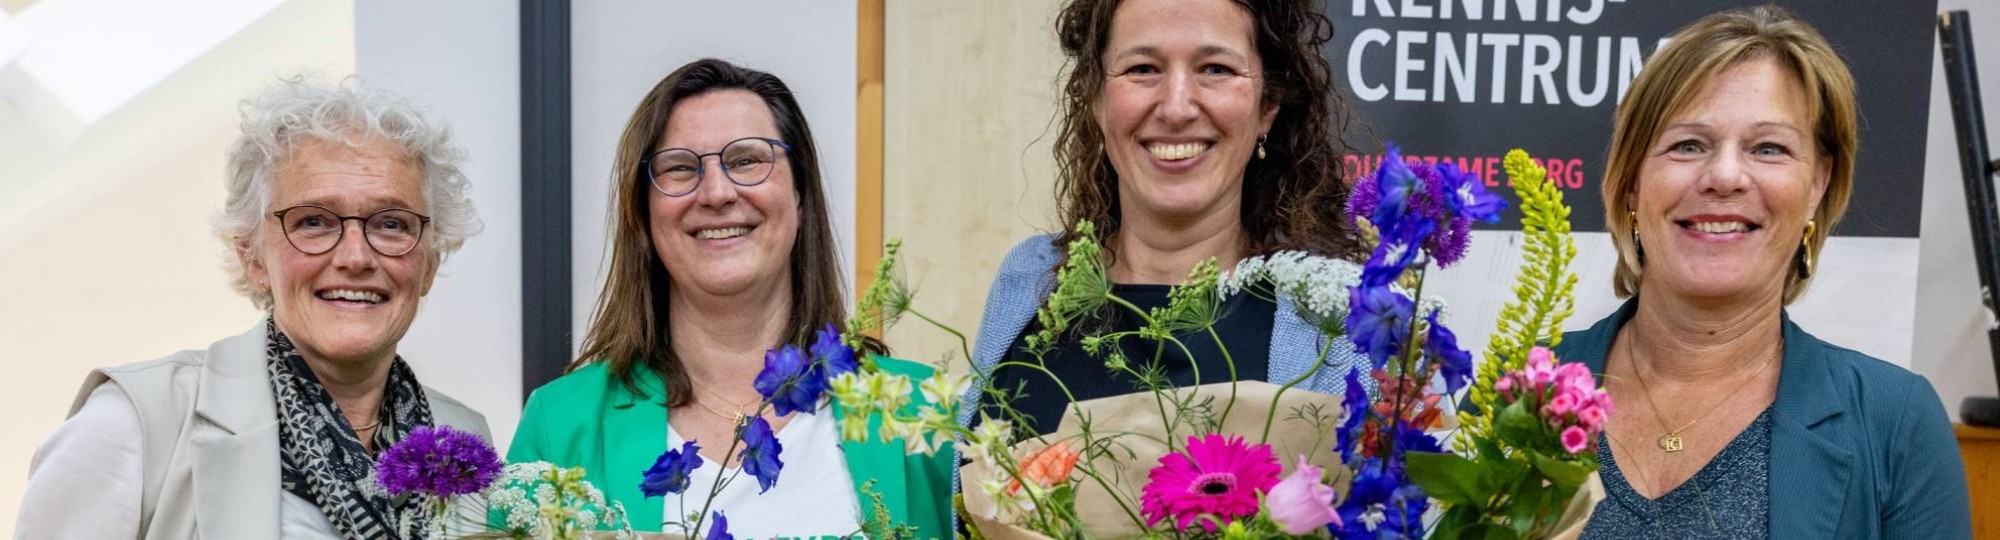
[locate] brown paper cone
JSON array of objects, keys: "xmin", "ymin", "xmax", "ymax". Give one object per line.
[{"xmin": 1540, "ymin": 471, "xmax": 1604, "ymax": 540}]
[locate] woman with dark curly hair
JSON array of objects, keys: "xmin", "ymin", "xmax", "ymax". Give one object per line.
[{"xmin": 970, "ymin": 0, "xmax": 1372, "ymax": 435}]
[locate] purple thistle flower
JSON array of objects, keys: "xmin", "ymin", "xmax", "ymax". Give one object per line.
[
  {"xmin": 738, "ymin": 416, "xmax": 784, "ymax": 493},
  {"xmin": 754, "ymin": 345, "xmax": 826, "ymax": 416},
  {"xmin": 1345, "ymin": 285, "xmax": 1414, "ymax": 368},
  {"xmin": 1425, "ymin": 311, "xmax": 1473, "ymax": 395},
  {"xmin": 1425, "ymin": 214, "xmax": 1472, "ymax": 268},
  {"xmin": 810, "ymin": 323, "xmax": 859, "ymax": 380},
  {"xmin": 705, "ymin": 511, "xmax": 733, "ymax": 540},
  {"xmin": 640, "ymin": 440, "xmax": 703, "ymax": 497},
  {"xmin": 373, "ymin": 425, "xmax": 501, "ymax": 498}
]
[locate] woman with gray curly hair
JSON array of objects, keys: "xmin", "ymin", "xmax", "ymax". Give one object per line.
[{"xmin": 15, "ymin": 77, "xmax": 491, "ymax": 540}]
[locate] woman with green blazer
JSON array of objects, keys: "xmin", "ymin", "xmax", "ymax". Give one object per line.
[{"xmin": 509, "ymin": 58, "xmax": 952, "ymax": 538}]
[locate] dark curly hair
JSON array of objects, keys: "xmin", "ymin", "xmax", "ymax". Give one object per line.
[{"xmin": 1050, "ymin": 0, "xmax": 1368, "ymax": 264}]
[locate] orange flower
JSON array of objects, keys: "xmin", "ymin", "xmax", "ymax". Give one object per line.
[{"xmin": 1008, "ymin": 441, "xmax": 1080, "ymax": 494}]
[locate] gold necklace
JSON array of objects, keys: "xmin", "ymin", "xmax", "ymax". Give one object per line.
[
  {"xmin": 1623, "ymin": 329, "xmax": 1778, "ymax": 453},
  {"xmin": 685, "ymin": 373, "xmax": 760, "ymax": 426},
  {"xmin": 691, "ymin": 396, "xmax": 756, "ymax": 426}
]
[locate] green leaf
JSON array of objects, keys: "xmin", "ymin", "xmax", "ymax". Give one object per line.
[
  {"xmin": 1465, "ymin": 523, "xmax": 1522, "ymax": 540},
  {"xmin": 1404, "ymin": 451, "xmax": 1491, "ymax": 506},
  {"xmin": 1530, "ymin": 452, "xmax": 1592, "ymax": 492},
  {"xmin": 1505, "ymin": 479, "xmax": 1546, "ymax": 536},
  {"xmin": 1494, "ymin": 400, "xmax": 1541, "ymax": 445}
]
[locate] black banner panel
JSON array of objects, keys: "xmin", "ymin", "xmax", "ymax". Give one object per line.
[{"xmin": 1327, "ymin": 0, "xmax": 1936, "ymax": 237}]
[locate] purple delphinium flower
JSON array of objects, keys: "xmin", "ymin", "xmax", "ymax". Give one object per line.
[
  {"xmin": 810, "ymin": 323, "xmax": 859, "ymax": 380},
  {"xmin": 1370, "ymin": 151, "xmax": 1424, "ymax": 233},
  {"xmin": 738, "ymin": 416, "xmax": 784, "ymax": 493},
  {"xmin": 1332, "ymin": 452, "xmax": 1430, "ymax": 540},
  {"xmin": 754, "ymin": 344, "xmax": 825, "ymax": 416},
  {"xmin": 704, "ymin": 511, "xmax": 733, "ymax": 540},
  {"xmin": 1425, "ymin": 311, "xmax": 1473, "ymax": 395},
  {"xmin": 1440, "ymin": 160, "xmax": 1506, "ymax": 223},
  {"xmin": 373, "ymin": 425, "xmax": 502, "ymax": 498},
  {"xmin": 1337, "ymin": 367, "xmax": 1368, "ymax": 462},
  {"xmin": 640, "ymin": 440, "xmax": 703, "ymax": 497},
  {"xmin": 1360, "ymin": 217, "xmax": 1434, "ymax": 288},
  {"xmin": 1346, "ymin": 285, "xmax": 1414, "ymax": 368}
]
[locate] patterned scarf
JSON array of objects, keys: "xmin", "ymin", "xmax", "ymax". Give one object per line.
[{"xmin": 265, "ymin": 318, "xmax": 436, "ymax": 539}]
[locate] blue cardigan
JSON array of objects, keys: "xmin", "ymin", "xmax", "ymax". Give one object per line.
[
  {"xmin": 1552, "ymin": 299, "xmax": 1973, "ymax": 539},
  {"xmin": 960, "ymin": 233, "xmax": 1369, "ymax": 426}
]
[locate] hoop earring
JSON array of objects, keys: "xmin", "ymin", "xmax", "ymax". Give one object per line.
[
  {"xmin": 1255, "ymin": 135, "xmax": 1267, "ymax": 160},
  {"xmin": 1796, "ymin": 219, "xmax": 1817, "ymax": 280}
]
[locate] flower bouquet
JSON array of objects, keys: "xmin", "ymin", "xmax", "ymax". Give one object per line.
[
  {"xmin": 847, "ymin": 147, "xmax": 1607, "ymax": 538},
  {"xmin": 364, "ymin": 322, "xmax": 953, "ymax": 539},
  {"xmin": 364, "ymin": 425, "xmax": 639, "ymax": 539}
]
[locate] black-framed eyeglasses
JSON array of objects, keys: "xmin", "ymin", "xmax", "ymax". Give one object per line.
[
  {"xmin": 640, "ymin": 136, "xmax": 792, "ymax": 197},
  {"xmin": 270, "ymin": 205, "xmax": 431, "ymax": 257}
]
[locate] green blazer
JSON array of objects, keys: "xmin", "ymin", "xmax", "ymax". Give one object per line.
[
  {"xmin": 508, "ymin": 356, "xmax": 956, "ymax": 538},
  {"xmin": 1553, "ymin": 299, "xmax": 1972, "ymax": 539}
]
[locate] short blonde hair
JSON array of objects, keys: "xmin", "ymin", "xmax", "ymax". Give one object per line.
[{"xmin": 1603, "ymin": 5, "xmax": 1857, "ymax": 304}]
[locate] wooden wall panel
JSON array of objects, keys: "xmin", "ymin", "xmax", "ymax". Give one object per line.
[{"xmin": 881, "ymin": 0, "xmax": 1065, "ymax": 370}]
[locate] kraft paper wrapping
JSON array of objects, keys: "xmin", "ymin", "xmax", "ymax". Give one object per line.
[
  {"xmin": 961, "ymin": 381, "xmax": 1606, "ymax": 539},
  {"xmin": 963, "ymin": 381, "xmax": 1352, "ymax": 539}
]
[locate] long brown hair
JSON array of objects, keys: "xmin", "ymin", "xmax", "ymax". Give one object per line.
[
  {"xmin": 1601, "ymin": 6, "xmax": 1856, "ymax": 304},
  {"xmin": 1050, "ymin": 0, "xmax": 1367, "ymax": 263},
  {"xmin": 575, "ymin": 58, "xmax": 855, "ymax": 406}
]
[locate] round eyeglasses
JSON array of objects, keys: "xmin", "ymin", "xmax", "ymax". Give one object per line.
[
  {"xmin": 271, "ymin": 205, "xmax": 431, "ymax": 257},
  {"xmin": 640, "ymin": 136, "xmax": 792, "ymax": 197}
]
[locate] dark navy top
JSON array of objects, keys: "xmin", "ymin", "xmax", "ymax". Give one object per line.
[{"xmin": 1582, "ymin": 408, "xmax": 1773, "ymax": 540}]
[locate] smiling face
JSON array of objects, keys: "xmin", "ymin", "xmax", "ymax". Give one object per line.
[
  {"xmin": 1097, "ymin": 0, "xmax": 1277, "ymax": 225},
  {"xmin": 649, "ymin": 89, "xmax": 799, "ymax": 302},
  {"xmin": 243, "ymin": 135, "xmax": 438, "ymax": 365},
  {"xmin": 1631, "ymin": 56, "xmax": 1829, "ymax": 303}
]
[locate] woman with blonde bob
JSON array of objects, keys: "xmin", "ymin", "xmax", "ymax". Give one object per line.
[{"xmin": 1552, "ymin": 6, "xmax": 1970, "ymax": 537}]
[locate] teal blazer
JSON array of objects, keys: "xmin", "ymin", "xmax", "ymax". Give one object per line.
[
  {"xmin": 1553, "ymin": 299, "xmax": 1972, "ymax": 539},
  {"xmin": 509, "ymin": 357, "xmax": 955, "ymax": 538}
]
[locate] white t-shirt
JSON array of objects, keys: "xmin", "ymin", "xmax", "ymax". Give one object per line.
[{"xmin": 663, "ymin": 403, "xmax": 863, "ymax": 539}]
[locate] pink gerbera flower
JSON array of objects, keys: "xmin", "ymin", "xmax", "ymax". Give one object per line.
[{"xmin": 1139, "ymin": 434, "xmax": 1283, "ymax": 531}]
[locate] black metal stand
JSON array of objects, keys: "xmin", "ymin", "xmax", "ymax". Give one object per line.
[{"xmin": 1940, "ymin": 11, "xmax": 2000, "ymax": 428}]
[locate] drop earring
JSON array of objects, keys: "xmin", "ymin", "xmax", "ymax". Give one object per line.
[{"xmin": 1255, "ymin": 135, "xmax": 1267, "ymax": 160}]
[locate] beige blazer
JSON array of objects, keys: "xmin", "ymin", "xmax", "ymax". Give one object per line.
[{"xmin": 72, "ymin": 323, "xmax": 491, "ymax": 539}]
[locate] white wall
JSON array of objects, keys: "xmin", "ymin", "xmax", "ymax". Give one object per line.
[
  {"xmin": 0, "ymin": 0, "xmax": 353, "ymax": 531},
  {"xmin": 1914, "ymin": 1, "xmax": 2000, "ymax": 423},
  {"xmin": 355, "ymin": 0, "xmax": 524, "ymax": 454},
  {"xmin": 569, "ymin": 1, "xmax": 860, "ymax": 353}
]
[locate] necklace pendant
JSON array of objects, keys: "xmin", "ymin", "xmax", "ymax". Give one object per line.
[
  {"xmin": 1658, "ymin": 433, "xmax": 1685, "ymax": 452},
  {"xmin": 732, "ymin": 412, "xmax": 745, "ymax": 426}
]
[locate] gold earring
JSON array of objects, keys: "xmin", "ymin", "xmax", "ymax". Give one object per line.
[
  {"xmin": 1796, "ymin": 219, "xmax": 1817, "ymax": 280},
  {"xmin": 1628, "ymin": 210, "xmax": 1643, "ymax": 261},
  {"xmin": 1256, "ymin": 135, "xmax": 1267, "ymax": 160}
]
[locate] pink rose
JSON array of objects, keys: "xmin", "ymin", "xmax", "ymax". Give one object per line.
[
  {"xmin": 1544, "ymin": 393, "xmax": 1577, "ymax": 418},
  {"xmin": 1560, "ymin": 425, "xmax": 1590, "ymax": 454},
  {"xmin": 1265, "ymin": 455, "xmax": 1341, "ymax": 534}
]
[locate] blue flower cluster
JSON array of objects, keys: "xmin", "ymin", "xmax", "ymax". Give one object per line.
[
  {"xmin": 1342, "ymin": 144, "xmax": 1501, "ymax": 382},
  {"xmin": 1331, "ymin": 145, "xmax": 1507, "ymax": 539},
  {"xmin": 641, "ymin": 323, "xmax": 861, "ymax": 500}
]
